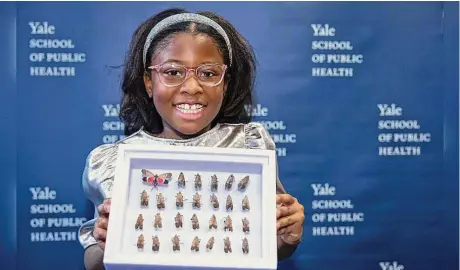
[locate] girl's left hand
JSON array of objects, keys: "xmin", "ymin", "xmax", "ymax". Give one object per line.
[{"xmin": 276, "ymin": 194, "xmax": 305, "ymax": 245}]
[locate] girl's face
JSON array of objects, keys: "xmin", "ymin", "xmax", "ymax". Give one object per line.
[{"xmin": 144, "ymin": 32, "xmax": 228, "ymax": 139}]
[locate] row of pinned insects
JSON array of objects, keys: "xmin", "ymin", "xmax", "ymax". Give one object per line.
[
  {"xmin": 135, "ymin": 213, "xmax": 250, "ymax": 233},
  {"xmin": 140, "ymin": 190, "xmax": 251, "ymax": 211},
  {"xmin": 137, "ymin": 234, "xmax": 249, "ymax": 254},
  {"xmin": 141, "ymin": 169, "xmax": 250, "ymax": 192}
]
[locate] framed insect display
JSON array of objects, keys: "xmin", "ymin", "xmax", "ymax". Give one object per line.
[{"xmin": 104, "ymin": 144, "xmax": 277, "ymax": 270}]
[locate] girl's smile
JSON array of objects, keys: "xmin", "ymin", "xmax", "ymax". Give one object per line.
[{"xmin": 174, "ymin": 102, "xmax": 206, "ymax": 121}]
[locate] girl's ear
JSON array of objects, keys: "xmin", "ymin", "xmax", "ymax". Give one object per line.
[{"xmin": 144, "ymin": 72, "xmax": 153, "ymax": 97}]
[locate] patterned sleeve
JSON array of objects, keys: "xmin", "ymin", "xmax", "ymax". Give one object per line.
[
  {"xmin": 78, "ymin": 144, "xmax": 118, "ymax": 250},
  {"xmin": 244, "ymin": 122, "xmax": 287, "ymax": 194}
]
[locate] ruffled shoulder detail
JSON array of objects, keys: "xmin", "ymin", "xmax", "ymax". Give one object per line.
[
  {"xmin": 82, "ymin": 131, "xmax": 142, "ymax": 204},
  {"xmin": 244, "ymin": 122, "xmax": 275, "ymax": 150},
  {"xmin": 82, "ymin": 143, "xmax": 119, "ymax": 205}
]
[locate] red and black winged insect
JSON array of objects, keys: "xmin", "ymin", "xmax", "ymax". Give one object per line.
[{"xmin": 141, "ymin": 169, "xmax": 172, "ymax": 190}]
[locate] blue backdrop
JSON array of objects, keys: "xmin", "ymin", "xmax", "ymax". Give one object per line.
[{"xmin": 0, "ymin": 1, "xmax": 459, "ymax": 270}]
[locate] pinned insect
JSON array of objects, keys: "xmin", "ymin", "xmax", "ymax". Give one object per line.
[
  {"xmin": 176, "ymin": 192, "xmax": 184, "ymax": 208},
  {"xmin": 242, "ymin": 237, "xmax": 249, "ymax": 254},
  {"xmin": 192, "ymin": 192, "xmax": 201, "ymax": 209},
  {"xmin": 137, "ymin": 234, "xmax": 144, "ymax": 249},
  {"xmin": 153, "ymin": 213, "xmax": 162, "ymax": 229},
  {"xmin": 152, "ymin": 235, "xmax": 160, "ymax": 252},
  {"xmin": 238, "ymin": 175, "xmax": 250, "ymax": 191},
  {"xmin": 140, "ymin": 190, "xmax": 149, "ymax": 207},
  {"xmin": 194, "ymin": 174, "xmax": 202, "ymax": 190},
  {"xmin": 225, "ymin": 174, "xmax": 235, "ymax": 190},
  {"xmin": 242, "ymin": 217, "xmax": 250, "ymax": 233},
  {"xmin": 191, "ymin": 236, "xmax": 201, "ymax": 252},
  {"xmin": 242, "ymin": 195, "xmax": 250, "ymax": 211},
  {"xmin": 191, "ymin": 213, "xmax": 200, "ymax": 230},
  {"xmin": 141, "ymin": 169, "xmax": 171, "ymax": 190},
  {"xmin": 210, "ymin": 193, "xmax": 219, "ymax": 209},
  {"xmin": 172, "ymin": 235, "xmax": 181, "ymax": 252},
  {"xmin": 209, "ymin": 214, "xmax": 217, "ymax": 230},
  {"xmin": 177, "ymin": 172, "xmax": 186, "ymax": 188},
  {"xmin": 156, "ymin": 193, "xmax": 166, "ymax": 210},
  {"xmin": 223, "ymin": 237, "xmax": 232, "ymax": 253},
  {"xmin": 226, "ymin": 195, "xmax": 233, "ymax": 211},
  {"xmin": 135, "ymin": 214, "xmax": 144, "ymax": 230},
  {"xmin": 174, "ymin": 212, "xmax": 183, "ymax": 228},
  {"xmin": 224, "ymin": 215, "xmax": 233, "ymax": 232},
  {"xmin": 210, "ymin": 174, "xmax": 218, "ymax": 192},
  {"xmin": 206, "ymin": 236, "xmax": 215, "ymax": 250}
]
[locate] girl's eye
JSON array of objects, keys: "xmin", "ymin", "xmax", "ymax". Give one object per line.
[
  {"xmin": 163, "ymin": 69, "xmax": 183, "ymax": 77},
  {"xmin": 201, "ymin": 72, "xmax": 214, "ymax": 77},
  {"xmin": 199, "ymin": 70, "xmax": 217, "ymax": 77}
]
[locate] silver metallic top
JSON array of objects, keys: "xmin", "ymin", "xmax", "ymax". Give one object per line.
[
  {"xmin": 143, "ymin": 13, "xmax": 233, "ymax": 69},
  {"xmin": 78, "ymin": 122, "xmax": 287, "ymax": 249}
]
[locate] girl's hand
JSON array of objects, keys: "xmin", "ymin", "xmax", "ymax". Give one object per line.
[
  {"xmin": 93, "ymin": 199, "xmax": 111, "ymax": 250},
  {"xmin": 276, "ymin": 194, "xmax": 305, "ymax": 245}
]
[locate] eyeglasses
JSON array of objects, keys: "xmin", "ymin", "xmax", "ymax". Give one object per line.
[{"xmin": 147, "ymin": 62, "xmax": 228, "ymax": 87}]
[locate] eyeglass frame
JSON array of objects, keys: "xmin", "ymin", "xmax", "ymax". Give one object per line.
[{"xmin": 146, "ymin": 62, "xmax": 228, "ymax": 87}]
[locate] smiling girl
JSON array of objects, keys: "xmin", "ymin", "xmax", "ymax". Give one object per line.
[{"xmin": 79, "ymin": 8, "xmax": 305, "ymax": 270}]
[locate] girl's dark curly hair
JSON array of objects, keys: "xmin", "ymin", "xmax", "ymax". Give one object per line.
[{"xmin": 119, "ymin": 8, "xmax": 257, "ymax": 136}]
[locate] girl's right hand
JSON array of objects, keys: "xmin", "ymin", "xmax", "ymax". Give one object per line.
[{"xmin": 93, "ymin": 199, "xmax": 111, "ymax": 250}]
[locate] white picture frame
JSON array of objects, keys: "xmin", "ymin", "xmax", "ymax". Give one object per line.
[{"xmin": 104, "ymin": 144, "xmax": 278, "ymax": 270}]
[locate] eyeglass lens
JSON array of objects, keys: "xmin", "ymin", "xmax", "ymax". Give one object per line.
[{"xmin": 158, "ymin": 63, "xmax": 224, "ymax": 86}]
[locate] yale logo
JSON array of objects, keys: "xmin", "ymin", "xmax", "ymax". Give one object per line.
[{"xmin": 379, "ymin": 261, "xmax": 404, "ymax": 270}]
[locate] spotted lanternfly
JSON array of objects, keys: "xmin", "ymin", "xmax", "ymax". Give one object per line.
[
  {"xmin": 140, "ymin": 190, "xmax": 149, "ymax": 207},
  {"xmin": 192, "ymin": 192, "xmax": 201, "ymax": 209},
  {"xmin": 210, "ymin": 193, "xmax": 219, "ymax": 209},
  {"xmin": 226, "ymin": 195, "xmax": 233, "ymax": 211},
  {"xmin": 153, "ymin": 213, "xmax": 162, "ymax": 229},
  {"xmin": 176, "ymin": 192, "xmax": 184, "ymax": 208},
  {"xmin": 206, "ymin": 237, "xmax": 215, "ymax": 250},
  {"xmin": 152, "ymin": 235, "xmax": 160, "ymax": 252},
  {"xmin": 210, "ymin": 174, "xmax": 218, "ymax": 192},
  {"xmin": 242, "ymin": 237, "xmax": 249, "ymax": 254},
  {"xmin": 224, "ymin": 215, "xmax": 233, "ymax": 232},
  {"xmin": 191, "ymin": 213, "xmax": 199, "ymax": 230},
  {"xmin": 175, "ymin": 212, "xmax": 183, "ymax": 228},
  {"xmin": 225, "ymin": 174, "xmax": 235, "ymax": 190},
  {"xmin": 208, "ymin": 214, "xmax": 217, "ymax": 230},
  {"xmin": 135, "ymin": 214, "xmax": 144, "ymax": 230},
  {"xmin": 242, "ymin": 217, "xmax": 250, "ymax": 233},
  {"xmin": 238, "ymin": 175, "xmax": 250, "ymax": 191},
  {"xmin": 156, "ymin": 193, "xmax": 166, "ymax": 209},
  {"xmin": 141, "ymin": 169, "xmax": 171, "ymax": 189},
  {"xmin": 191, "ymin": 236, "xmax": 201, "ymax": 252},
  {"xmin": 194, "ymin": 174, "xmax": 202, "ymax": 190},
  {"xmin": 177, "ymin": 172, "xmax": 186, "ymax": 188},
  {"xmin": 172, "ymin": 235, "xmax": 181, "ymax": 252},
  {"xmin": 242, "ymin": 195, "xmax": 250, "ymax": 211},
  {"xmin": 137, "ymin": 234, "xmax": 145, "ymax": 250},
  {"xmin": 223, "ymin": 237, "xmax": 232, "ymax": 253}
]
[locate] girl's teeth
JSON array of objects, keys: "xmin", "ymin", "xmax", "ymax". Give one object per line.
[{"xmin": 176, "ymin": 104, "xmax": 204, "ymax": 114}]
